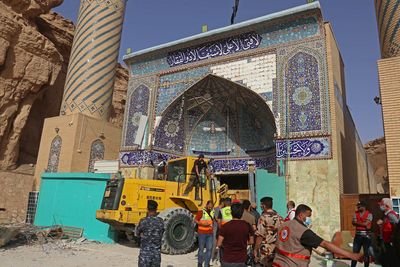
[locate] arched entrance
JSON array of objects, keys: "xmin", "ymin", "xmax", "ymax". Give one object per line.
[{"xmin": 153, "ymin": 74, "xmax": 277, "ymax": 170}]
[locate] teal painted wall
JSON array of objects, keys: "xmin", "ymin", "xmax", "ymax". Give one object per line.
[
  {"xmin": 255, "ymin": 169, "xmax": 287, "ymax": 217},
  {"xmin": 34, "ymin": 173, "xmax": 116, "ymax": 243}
]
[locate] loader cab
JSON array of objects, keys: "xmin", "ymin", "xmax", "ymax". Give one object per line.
[
  {"xmin": 166, "ymin": 158, "xmax": 187, "ymax": 183},
  {"xmin": 166, "ymin": 157, "xmax": 209, "ymax": 183}
]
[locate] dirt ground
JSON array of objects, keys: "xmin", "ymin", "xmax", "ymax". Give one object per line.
[{"xmin": 0, "ymin": 241, "xmax": 379, "ymax": 267}]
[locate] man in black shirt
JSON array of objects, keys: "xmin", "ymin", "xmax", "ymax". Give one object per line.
[{"xmin": 184, "ymin": 154, "xmax": 208, "ymax": 199}]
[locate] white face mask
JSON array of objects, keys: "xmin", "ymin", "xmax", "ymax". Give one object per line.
[
  {"xmin": 304, "ymin": 217, "xmax": 312, "ymax": 227},
  {"xmin": 380, "ymin": 205, "xmax": 386, "ymax": 211}
]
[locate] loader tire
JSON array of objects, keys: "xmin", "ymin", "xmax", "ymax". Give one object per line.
[{"xmin": 159, "ymin": 208, "xmax": 195, "ymax": 255}]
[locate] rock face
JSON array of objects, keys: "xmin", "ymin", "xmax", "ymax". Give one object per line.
[
  {"xmin": 0, "ymin": 0, "xmax": 128, "ymax": 170},
  {"xmin": 364, "ymin": 137, "xmax": 389, "ymax": 193}
]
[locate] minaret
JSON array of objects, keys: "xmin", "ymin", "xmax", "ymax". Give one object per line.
[
  {"xmin": 34, "ymin": 0, "xmax": 127, "ymax": 188},
  {"xmin": 61, "ymin": 0, "xmax": 127, "ymax": 120},
  {"xmin": 375, "ymin": 0, "xmax": 400, "ymax": 58}
]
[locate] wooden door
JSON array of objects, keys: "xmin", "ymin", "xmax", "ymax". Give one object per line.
[{"xmin": 340, "ymin": 194, "xmax": 359, "ymax": 231}]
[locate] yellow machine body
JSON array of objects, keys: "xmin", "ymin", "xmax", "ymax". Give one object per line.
[{"xmin": 96, "ymin": 156, "xmax": 224, "ymax": 230}]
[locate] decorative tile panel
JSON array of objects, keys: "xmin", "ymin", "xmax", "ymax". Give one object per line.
[
  {"xmin": 211, "ymin": 156, "xmax": 276, "ymax": 172},
  {"xmin": 276, "ymin": 40, "xmax": 330, "ymax": 137},
  {"xmin": 167, "ymin": 32, "xmax": 262, "ymax": 67},
  {"xmin": 129, "ymin": 14, "xmax": 321, "ymax": 77},
  {"xmin": 188, "ymin": 110, "xmax": 234, "ymax": 155},
  {"xmin": 153, "ymin": 97, "xmax": 185, "ymax": 153},
  {"xmin": 276, "ymin": 137, "xmax": 331, "ymax": 159},
  {"xmin": 47, "ymin": 135, "xmax": 62, "ymax": 172},
  {"xmin": 259, "ymin": 16, "xmax": 319, "ymax": 47},
  {"xmin": 119, "ymin": 150, "xmax": 178, "ymax": 167},
  {"xmin": 156, "ymin": 67, "xmax": 210, "ymax": 115},
  {"xmin": 88, "ymin": 139, "xmax": 105, "ymax": 172},
  {"xmin": 286, "ymin": 52, "xmax": 321, "ymax": 132},
  {"xmin": 120, "ymin": 150, "xmax": 275, "ymax": 172},
  {"xmin": 210, "ymin": 54, "xmax": 276, "ymax": 109},
  {"xmin": 124, "ymin": 84, "xmax": 150, "ymax": 147}
]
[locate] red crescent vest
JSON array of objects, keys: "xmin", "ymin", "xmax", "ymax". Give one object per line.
[
  {"xmin": 355, "ymin": 210, "xmax": 371, "ymax": 232},
  {"xmin": 382, "ymin": 210, "xmax": 399, "ymax": 243},
  {"xmin": 284, "ymin": 209, "xmax": 296, "ymax": 222},
  {"xmin": 273, "ymin": 220, "xmax": 311, "ymax": 267}
]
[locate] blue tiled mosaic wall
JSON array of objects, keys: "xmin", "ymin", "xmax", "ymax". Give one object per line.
[
  {"xmin": 123, "ymin": 11, "xmax": 331, "ymax": 163},
  {"xmin": 286, "ymin": 52, "xmax": 322, "ymax": 132},
  {"xmin": 124, "ymin": 84, "xmax": 150, "ymax": 147}
]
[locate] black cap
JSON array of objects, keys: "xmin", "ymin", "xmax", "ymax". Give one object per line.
[
  {"xmin": 357, "ymin": 201, "xmax": 367, "ymax": 207},
  {"xmin": 198, "ymin": 154, "xmax": 205, "ymax": 159},
  {"xmin": 148, "ymin": 200, "xmax": 158, "ymax": 211}
]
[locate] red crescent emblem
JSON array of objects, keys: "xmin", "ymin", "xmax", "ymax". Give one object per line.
[{"xmin": 279, "ymin": 226, "xmax": 290, "ymax": 242}]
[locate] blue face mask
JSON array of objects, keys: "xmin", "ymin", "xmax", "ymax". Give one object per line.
[{"xmin": 304, "ymin": 217, "xmax": 312, "ymax": 227}]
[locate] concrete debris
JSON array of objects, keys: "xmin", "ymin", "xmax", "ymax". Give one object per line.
[
  {"xmin": 0, "ymin": 226, "xmax": 20, "ymax": 247},
  {"xmin": 0, "ymin": 223, "xmax": 86, "ymax": 249}
]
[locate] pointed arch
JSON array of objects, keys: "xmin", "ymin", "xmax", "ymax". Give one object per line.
[
  {"xmin": 152, "ymin": 74, "xmax": 277, "ymax": 157},
  {"xmin": 47, "ymin": 135, "xmax": 62, "ymax": 172},
  {"xmin": 88, "ymin": 139, "xmax": 105, "ymax": 172}
]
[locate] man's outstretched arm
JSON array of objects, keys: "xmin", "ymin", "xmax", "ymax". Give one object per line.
[{"xmin": 320, "ymin": 240, "xmax": 363, "ymax": 262}]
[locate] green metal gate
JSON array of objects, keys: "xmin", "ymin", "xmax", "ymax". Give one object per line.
[{"xmin": 255, "ymin": 169, "xmax": 287, "ymax": 217}]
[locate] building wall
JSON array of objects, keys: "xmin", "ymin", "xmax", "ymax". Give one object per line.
[
  {"xmin": 121, "ymin": 8, "xmax": 332, "ymax": 166},
  {"xmin": 325, "ymin": 23, "xmax": 373, "ymax": 195},
  {"xmin": 0, "ymin": 171, "xmax": 34, "ymax": 223},
  {"xmin": 287, "ymin": 159, "xmax": 340, "ymax": 239},
  {"xmin": 34, "ymin": 172, "xmax": 115, "ymax": 243},
  {"xmin": 378, "ymin": 56, "xmax": 400, "ymax": 196},
  {"xmin": 120, "ymin": 3, "xmax": 370, "ymax": 239},
  {"xmin": 34, "ymin": 113, "xmax": 121, "ymax": 189}
]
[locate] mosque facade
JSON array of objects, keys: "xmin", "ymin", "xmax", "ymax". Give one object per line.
[{"xmin": 120, "ymin": 2, "xmax": 372, "ymax": 238}]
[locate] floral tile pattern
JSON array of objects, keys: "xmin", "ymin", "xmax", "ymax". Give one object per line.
[
  {"xmin": 124, "ymin": 84, "xmax": 150, "ymax": 147},
  {"xmin": 88, "ymin": 139, "xmax": 105, "ymax": 172},
  {"xmin": 47, "ymin": 135, "xmax": 62, "ymax": 173}
]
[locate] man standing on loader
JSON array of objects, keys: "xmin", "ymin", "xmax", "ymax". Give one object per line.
[{"xmin": 184, "ymin": 154, "xmax": 208, "ymax": 200}]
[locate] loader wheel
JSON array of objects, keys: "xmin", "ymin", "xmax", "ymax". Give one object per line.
[{"xmin": 159, "ymin": 208, "xmax": 195, "ymax": 255}]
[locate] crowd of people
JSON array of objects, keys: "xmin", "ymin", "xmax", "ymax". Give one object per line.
[
  {"xmin": 137, "ymin": 156, "xmax": 400, "ymax": 267},
  {"xmin": 350, "ymin": 198, "xmax": 400, "ymax": 267},
  {"xmin": 196, "ymin": 197, "xmax": 364, "ymax": 267},
  {"xmin": 136, "ymin": 196, "xmax": 400, "ymax": 267}
]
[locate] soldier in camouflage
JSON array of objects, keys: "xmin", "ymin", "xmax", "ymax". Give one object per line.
[
  {"xmin": 137, "ymin": 200, "xmax": 165, "ymax": 267},
  {"xmin": 253, "ymin": 196, "xmax": 283, "ymax": 267}
]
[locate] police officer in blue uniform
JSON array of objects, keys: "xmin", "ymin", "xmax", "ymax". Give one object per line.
[{"xmin": 137, "ymin": 200, "xmax": 165, "ymax": 267}]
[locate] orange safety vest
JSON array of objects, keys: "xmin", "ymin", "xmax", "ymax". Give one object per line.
[
  {"xmin": 355, "ymin": 210, "xmax": 371, "ymax": 232},
  {"xmin": 198, "ymin": 209, "xmax": 214, "ymax": 233}
]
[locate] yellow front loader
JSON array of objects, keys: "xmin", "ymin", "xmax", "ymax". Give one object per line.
[{"xmin": 96, "ymin": 156, "xmax": 227, "ymax": 254}]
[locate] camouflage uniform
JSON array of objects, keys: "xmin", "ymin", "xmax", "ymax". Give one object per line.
[
  {"xmin": 137, "ymin": 215, "xmax": 165, "ymax": 267},
  {"xmin": 255, "ymin": 210, "xmax": 283, "ymax": 266}
]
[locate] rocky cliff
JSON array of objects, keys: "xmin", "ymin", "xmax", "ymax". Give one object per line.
[
  {"xmin": 364, "ymin": 137, "xmax": 389, "ymax": 193},
  {"xmin": 0, "ymin": 0, "xmax": 128, "ymax": 170}
]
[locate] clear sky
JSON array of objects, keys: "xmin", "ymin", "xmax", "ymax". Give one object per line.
[{"xmin": 54, "ymin": 0, "xmax": 383, "ymax": 143}]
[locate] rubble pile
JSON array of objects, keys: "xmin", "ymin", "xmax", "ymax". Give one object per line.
[{"xmin": 0, "ymin": 223, "xmax": 90, "ymax": 253}]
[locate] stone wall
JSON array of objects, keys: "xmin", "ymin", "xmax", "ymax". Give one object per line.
[{"xmin": 0, "ymin": 170, "xmax": 35, "ymax": 224}]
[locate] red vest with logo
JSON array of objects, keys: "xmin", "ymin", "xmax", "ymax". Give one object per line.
[
  {"xmin": 273, "ymin": 220, "xmax": 311, "ymax": 267},
  {"xmin": 382, "ymin": 210, "xmax": 399, "ymax": 243},
  {"xmin": 284, "ymin": 209, "xmax": 296, "ymax": 222},
  {"xmin": 355, "ymin": 210, "xmax": 371, "ymax": 232}
]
